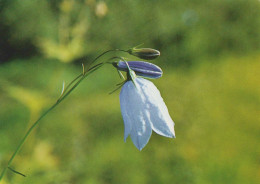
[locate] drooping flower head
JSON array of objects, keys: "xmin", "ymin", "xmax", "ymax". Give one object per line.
[{"xmin": 114, "ymin": 60, "xmax": 175, "ymax": 150}]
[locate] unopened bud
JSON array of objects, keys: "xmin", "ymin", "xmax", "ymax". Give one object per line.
[
  {"xmin": 127, "ymin": 48, "xmax": 160, "ymax": 60},
  {"xmin": 113, "ymin": 61, "xmax": 163, "ymax": 79}
]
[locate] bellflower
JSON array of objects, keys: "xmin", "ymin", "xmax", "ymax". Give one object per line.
[{"xmin": 118, "ymin": 61, "xmax": 175, "ymax": 150}]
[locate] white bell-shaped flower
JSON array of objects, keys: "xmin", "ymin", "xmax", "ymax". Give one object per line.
[{"xmin": 120, "ymin": 77, "xmax": 175, "ymax": 150}]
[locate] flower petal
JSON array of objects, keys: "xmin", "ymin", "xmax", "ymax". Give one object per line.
[
  {"xmin": 120, "ymin": 80, "xmax": 152, "ymax": 150},
  {"xmin": 119, "ymin": 84, "xmax": 132, "ymax": 141},
  {"xmin": 135, "ymin": 78, "xmax": 175, "ymax": 138}
]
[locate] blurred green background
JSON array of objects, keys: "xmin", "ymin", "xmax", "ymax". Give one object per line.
[{"xmin": 0, "ymin": 0, "xmax": 260, "ymax": 183}]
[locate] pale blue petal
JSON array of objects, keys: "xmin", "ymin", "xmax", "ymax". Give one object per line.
[
  {"xmin": 120, "ymin": 80, "xmax": 152, "ymax": 150},
  {"xmin": 135, "ymin": 78, "xmax": 175, "ymax": 138},
  {"xmin": 120, "ymin": 78, "xmax": 175, "ymax": 150},
  {"xmin": 120, "ymin": 83, "xmax": 132, "ymax": 141}
]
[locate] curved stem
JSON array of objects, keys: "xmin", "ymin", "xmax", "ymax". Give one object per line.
[
  {"xmin": 0, "ymin": 49, "xmax": 123, "ymax": 181},
  {"xmin": 57, "ymin": 73, "xmax": 83, "ymax": 101},
  {"xmin": 58, "ymin": 63, "xmax": 104, "ymax": 103},
  {"xmin": 87, "ymin": 49, "xmax": 127, "ymax": 69},
  {"xmin": 0, "ymin": 102, "xmax": 57, "ymax": 180}
]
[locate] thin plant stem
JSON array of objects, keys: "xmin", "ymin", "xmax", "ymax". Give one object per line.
[
  {"xmin": 57, "ymin": 73, "xmax": 83, "ymax": 101},
  {"xmin": 58, "ymin": 63, "xmax": 104, "ymax": 103},
  {"xmin": 87, "ymin": 49, "xmax": 127, "ymax": 69},
  {"xmin": 0, "ymin": 49, "xmax": 125, "ymax": 181},
  {"xmin": 0, "ymin": 102, "xmax": 57, "ymax": 181}
]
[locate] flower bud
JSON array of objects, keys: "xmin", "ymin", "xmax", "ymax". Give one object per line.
[
  {"xmin": 113, "ymin": 61, "xmax": 163, "ymax": 79},
  {"xmin": 127, "ymin": 48, "xmax": 160, "ymax": 60}
]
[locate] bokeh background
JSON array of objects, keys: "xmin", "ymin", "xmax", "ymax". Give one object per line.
[{"xmin": 0, "ymin": 0, "xmax": 260, "ymax": 183}]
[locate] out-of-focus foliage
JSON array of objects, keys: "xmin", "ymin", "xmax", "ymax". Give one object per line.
[
  {"xmin": 0, "ymin": 0, "xmax": 260, "ymax": 183},
  {"xmin": 0, "ymin": 0, "xmax": 259, "ymax": 65}
]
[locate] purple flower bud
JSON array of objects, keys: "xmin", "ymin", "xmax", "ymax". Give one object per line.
[
  {"xmin": 128, "ymin": 48, "xmax": 160, "ymax": 60},
  {"xmin": 113, "ymin": 61, "xmax": 163, "ymax": 79}
]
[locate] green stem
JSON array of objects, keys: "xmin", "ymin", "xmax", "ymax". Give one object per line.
[
  {"xmin": 0, "ymin": 102, "xmax": 57, "ymax": 181},
  {"xmin": 0, "ymin": 49, "xmax": 123, "ymax": 181},
  {"xmin": 58, "ymin": 63, "xmax": 104, "ymax": 103},
  {"xmin": 57, "ymin": 73, "xmax": 83, "ymax": 101},
  {"xmin": 87, "ymin": 49, "xmax": 127, "ymax": 69}
]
